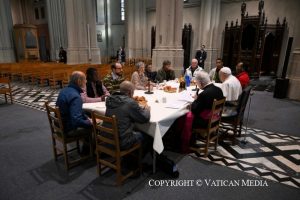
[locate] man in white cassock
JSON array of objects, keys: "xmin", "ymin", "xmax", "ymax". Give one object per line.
[{"xmin": 217, "ymin": 67, "xmax": 242, "ymax": 102}]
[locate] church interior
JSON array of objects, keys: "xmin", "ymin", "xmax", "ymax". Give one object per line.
[{"xmin": 0, "ymin": 0, "xmax": 300, "ymax": 199}]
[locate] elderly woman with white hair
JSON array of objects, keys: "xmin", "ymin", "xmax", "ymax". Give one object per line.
[
  {"xmin": 131, "ymin": 62, "xmax": 154, "ymax": 90},
  {"xmin": 218, "ymin": 67, "xmax": 242, "ymax": 102}
]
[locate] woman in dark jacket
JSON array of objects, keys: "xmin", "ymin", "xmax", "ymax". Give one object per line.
[{"xmin": 81, "ymin": 67, "xmax": 110, "ymax": 103}]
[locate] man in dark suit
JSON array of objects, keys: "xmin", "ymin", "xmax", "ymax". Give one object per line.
[
  {"xmin": 59, "ymin": 47, "xmax": 67, "ymax": 63},
  {"xmin": 195, "ymin": 45, "xmax": 207, "ymax": 68}
]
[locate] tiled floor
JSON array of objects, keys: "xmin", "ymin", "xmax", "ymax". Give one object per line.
[
  {"xmin": 194, "ymin": 128, "xmax": 300, "ymax": 188},
  {"xmin": 2, "ymin": 82, "xmax": 300, "ymax": 189},
  {"xmin": 0, "ymin": 82, "xmax": 59, "ymax": 111}
]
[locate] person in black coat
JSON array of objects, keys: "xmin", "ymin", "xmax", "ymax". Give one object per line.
[
  {"xmin": 177, "ymin": 71, "xmax": 224, "ymax": 152},
  {"xmin": 195, "ymin": 45, "xmax": 207, "ymax": 68},
  {"xmin": 191, "ymin": 71, "xmax": 224, "ymax": 128},
  {"xmin": 82, "ymin": 68, "xmax": 110, "ymax": 103},
  {"xmin": 117, "ymin": 47, "xmax": 126, "ymax": 64},
  {"xmin": 59, "ymin": 47, "xmax": 67, "ymax": 63},
  {"xmin": 144, "ymin": 64, "xmax": 157, "ymax": 83}
]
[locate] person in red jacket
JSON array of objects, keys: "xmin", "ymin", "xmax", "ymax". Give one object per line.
[{"xmin": 236, "ymin": 62, "xmax": 250, "ymax": 89}]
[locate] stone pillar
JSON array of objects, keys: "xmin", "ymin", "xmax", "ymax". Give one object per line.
[
  {"xmin": 0, "ymin": 0, "xmax": 16, "ymax": 63},
  {"xmin": 287, "ymin": 48, "xmax": 300, "ymax": 100},
  {"xmin": 197, "ymin": 0, "xmax": 221, "ymax": 72},
  {"xmin": 125, "ymin": 0, "xmax": 147, "ymax": 58},
  {"xmin": 86, "ymin": 0, "xmax": 102, "ymax": 64},
  {"xmin": 46, "ymin": 0, "xmax": 68, "ymax": 61},
  {"xmin": 152, "ymin": 0, "xmax": 184, "ymax": 77},
  {"xmin": 64, "ymin": 0, "xmax": 101, "ymax": 64}
]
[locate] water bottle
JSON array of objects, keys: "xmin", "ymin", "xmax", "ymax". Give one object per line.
[{"xmin": 185, "ymin": 74, "xmax": 190, "ymax": 87}]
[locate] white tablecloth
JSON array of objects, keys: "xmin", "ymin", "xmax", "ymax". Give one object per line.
[{"xmin": 83, "ymin": 85, "xmax": 197, "ymax": 154}]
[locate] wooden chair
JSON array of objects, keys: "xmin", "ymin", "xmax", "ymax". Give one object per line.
[
  {"xmin": 45, "ymin": 102, "xmax": 93, "ymax": 170},
  {"xmin": 220, "ymin": 86, "xmax": 252, "ymax": 143},
  {"xmin": 190, "ymin": 98, "xmax": 226, "ymax": 157},
  {"xmin": 92, "ymin": 112, "xmax": 142, "ymax": 186},
  {"xmin": 0, "ymin": 77, "xmax": 13, "ymax": 104}
]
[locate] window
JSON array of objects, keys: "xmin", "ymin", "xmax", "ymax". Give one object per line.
[
  {"xmin": 40, "ymin": 7, "xmax": 45, "ymax": 19},
  {"xmin": 34, "ymin": 8, "xmax": 39, "ymax": 20},
  {"xmin": 121, "ymin": 0, "xmax": 125, "ymax": 21}
]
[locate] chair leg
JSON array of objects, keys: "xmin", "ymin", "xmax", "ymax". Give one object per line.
[
  {"xmin": 215, "ymin": 135, "xmax": 218, "ymax": 150},
  {"xmin": 10, "ymin": 92, "xmax": 13, "ymax": 104},
  {"xmin": 4, "ymin": 93, "xmax": 7, "ymax": 103},
  {"xmin": 116, "ymin": 158, "xmax": 122, "ymax": 186},
  {"xmin": 63, "ymin": 143, "xmax": 69, "ymax": 170},
  {"xmin": 204, "ymin": 137, "xmax": 209, "ymax": 157},
  {"xmin": 238, "ymin": 122, "xmax": 242, "ymax": 137},
  {"xmin": 232, "ymin": 124, "xmax": 238, "ymax": 145},
  {"xmin": 52, "ymin": 137, "xmax": 58, "ymax": 161},
  {"xmin": 96, "ymin": 152, "xmax": 101, "ymax": 176}
]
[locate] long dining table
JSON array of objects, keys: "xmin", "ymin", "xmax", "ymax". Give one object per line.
[{"xmin": 83, "ymin": 82, "xmax": 197, "ymax": 172}]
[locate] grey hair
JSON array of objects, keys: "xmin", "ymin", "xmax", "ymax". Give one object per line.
[
  {"xmin": 135, "ymin": 61, "xmax": 145, "ymax": 70},
  {"xmin": 195, "ymin": 71, "xmax": 211, "ymax": 86},
  {"xmin": 69, "ymin": 71, "xmax": 85, "ymax": 85},
  {"xmin": 120, "ymin": 81, "xmax": 135, "ymax": 95}
]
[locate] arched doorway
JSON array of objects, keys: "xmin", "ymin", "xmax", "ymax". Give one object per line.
[{"xmin": 261, "ymin": 32, "xmax": 275, "ymax": 75}]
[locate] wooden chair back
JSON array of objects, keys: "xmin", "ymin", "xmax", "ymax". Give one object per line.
[
  {"xmin": 0, "ymin": 77, "xmax": 13, "ymax": 103},
  {"xmin": 92, "ymin": 113, "xmax": 120, "ymax": 155},
  {"xmin": 236, "ymin": 85, "xmax": 252, "ymax": 120},
  {"xmin": 45, "ymin": 102, "xmax": 65, "ymax": 140},
  {"xmin": 206, "ymin": 98, "xmax": 226, "ymax": 135},
  {"xmin": 91, "ymin": 112, "xmax": 142, "ymax": 185},
  {"xmin": 45, "ymin": 102, "xmax": 92, "ymax": 170},
  {"xmin": 190, "ymin": 98, "xmax": 226, "ymax": 157}
]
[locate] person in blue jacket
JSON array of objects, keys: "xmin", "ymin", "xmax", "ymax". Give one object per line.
[{"xmin": 56, "ymin": 71, "xmax": 92, "ymax": 153}]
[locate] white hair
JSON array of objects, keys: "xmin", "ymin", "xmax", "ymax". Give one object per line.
[
  {"xmin": 220, "ymin": 67, "xmax": 232, "ymax": 75},
  {"xmin": 135, "ymin": 61, "xmax": 145, "ymax": 69},
  {"xmin": 195, "ymin": 71, "xmax": 211, "ymax": 86}
]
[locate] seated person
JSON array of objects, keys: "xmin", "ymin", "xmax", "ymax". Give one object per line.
[
  {"xmin": 236, "ymin": 62, "xmax": 250, "ymax": 89},
  {"xmin": 218, "ymin": 67, "xmax": 242, "ymax": 102},
  {"xmin": 191, "ymin": 71, "xmax": 224, "ymax": 129},
  {"xmin": 56, "ymin": 71, "xmax": 92, "ymax": 152},
  {"xmin": 144, "ymin": 64, "xmax": 157, "ymax": 82},
  {"xmin": 81, "ymin": 67, "xmax": 110, "ymax": 103},
  {"xmin": 104, "ymin": 81, "xmax": 151, "ymax": 151},
  {"xmin": 180, "ymin": 71, "xmax": 224, "ymax": 152},
  {"xmin": 209, "ymin": 58, "xmax": 224, "ymax": 83},
  {"xmin": 156, "ymin": 60, "xmax": 175, "ymax": 83},
  {"xmin": 103, "ymin": 62, "xmax": 125, "ymax": 93},
  {"xmin": 131, "ymin": 62, "xmax": 149, "ymax": 90},
  {"xmin": 184, "ymin": 58, "xmax": 203, "ymax": 81}
]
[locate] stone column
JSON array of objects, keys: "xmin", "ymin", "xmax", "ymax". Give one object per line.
[
  {"xmin": 86, "ymin": 0, "xmax": 101, "ymax": 64},
  {"xmin": 46, "ymin": 0, "xmax": 68, "ymax": 61},
  {"xmin": 125, "ymin": 0, "xmax": 147, "ymax": 58},
  {"xmin": 64, "ymin": 0, "xmax": 101, "ymax": 64},
  {"xmin": 287, "ymin": 48, "xmax": 300, "ymax": 100},
  {"xmin": 197, "ymin": 0, "xmax": 221, "ymax": 72},
  {"xmin": 152, "ymin": 0, "xmax": 184, "ymax": 77},
  {"xmin": 0, "ymin": 0, "xmax": 16, "ymax": 63}
]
